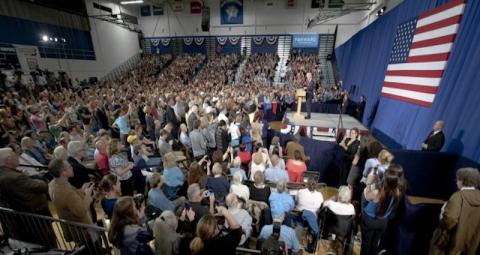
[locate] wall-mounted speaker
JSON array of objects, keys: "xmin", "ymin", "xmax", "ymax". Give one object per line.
[{"xmin": 201, "ymin": 6, "xmax": 210, "ymax": 32}]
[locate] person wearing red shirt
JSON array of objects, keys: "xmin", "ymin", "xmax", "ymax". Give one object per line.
[
  {"xmin": 95, "ymin": 140, "xmax": 109, "ymax": 176},
  {"xmin": 286, "ymin": 150, "xmax": 307, "ymax": 183}
]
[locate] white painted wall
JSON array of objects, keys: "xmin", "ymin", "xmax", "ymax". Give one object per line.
[
  {"xmin": 15, "ymin": 0, "xmax": 141, "ymax": 81},
  {"xmin": 139, "ymin": 0, "xmax": 367, "ymax": 37}
]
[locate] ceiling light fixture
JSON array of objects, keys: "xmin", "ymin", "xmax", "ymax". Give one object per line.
[{"xmin": 120, "ymin": 0, "xmax": 144, "ymax": 5}]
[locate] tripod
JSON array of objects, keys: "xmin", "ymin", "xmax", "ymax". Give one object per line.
[{"xmin": 335, "ymin": 103, "xmax": 344, "ymax": 141}]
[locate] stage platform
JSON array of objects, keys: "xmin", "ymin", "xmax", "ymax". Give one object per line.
[{"xmin": 281, "ymin": 112, "xmax": 368, "ymax": 141}]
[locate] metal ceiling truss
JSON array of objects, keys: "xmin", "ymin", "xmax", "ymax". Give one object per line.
[{"xmin": 307, "ymin": 0, "xmax": 377, "ymax": 27}]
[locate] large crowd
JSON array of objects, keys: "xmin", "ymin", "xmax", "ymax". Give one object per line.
[{"xmin": 0, "ymin": 52, "xmax": 479, "ymax": 255}]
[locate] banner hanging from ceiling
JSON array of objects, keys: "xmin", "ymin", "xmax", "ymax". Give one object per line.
[{"xmin": 220, "ymin": 0, "xmax": 243, "ymax": 24}]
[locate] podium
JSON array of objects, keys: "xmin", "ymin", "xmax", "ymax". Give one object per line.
[{"xmin": 293, "ymin": 88, "xmax": 306, "ymax": 120}]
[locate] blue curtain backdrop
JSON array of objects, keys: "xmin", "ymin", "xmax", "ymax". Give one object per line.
[{"xmin": 335, "ymin": 0, "xmax": 480, "ymax": 162}]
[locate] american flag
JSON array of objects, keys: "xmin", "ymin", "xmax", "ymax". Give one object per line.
[{"xmin": 381, "ymin": 0, "xmax": 466, "ymax": 107}]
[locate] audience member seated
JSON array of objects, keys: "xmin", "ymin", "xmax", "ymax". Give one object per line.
[
  {"xmin": 264, "ymin": 154, "xmax": 289, "ymax": 183},
  {"xmin": 162, "ymin": 152, "xmax": 186, "ymax": 200},
  {"xmin": 269, "ymin": 180, "xmax": 294, "ymax": 219},
  {"xmin": 0, "ymin": 148, "xmax": 50, "ymax": 215},
  {"xmin": 430, "ymin": 168, "xmax": 480, "ymax": 255},
  {"xmin": 258, "ymin": 213, "xmax": 301, "ymax": 254},
  {"xmin": 249, "ymin": 171, "xmax": 271, "ymax": 204},
  {"xmin": 286, "ymin": 150, "xmax": 307, "ymax": 183},
  {"xmin": 250, "ymin": 152, "xmax": 267, "ymax": 181},
  {"xmin": 148, "ymin": 172, "xmax": 185, "ymax": 213},
  {"xmin": 21, "ymin": 136, "xmax": 49, "ymax": 165},
  {"xmin": 99, "ymin": 174, "xmax": 121, "ymax": 219},
  {"xmin": 237, "ymin": 144, "xmax": 252, "ymax": 169},
  {"xmin": 189, "ymin": 206, "xmax": 242, "ymax": 255},
  {"xmin": 269, "ymin": 136, "xmax": 283, "ymax": 158},
  {"xmin": 108, "ymin": 139, "xmax": 135, "ymax": 196},
  {"xmin": 225, "ymin": 193, "xmax": 253, "ymax": 246},
  {"xmin": 108, "ymin": 196, "xmax": 154, "ymax": 255},
  {"xmin": 207, "ymin": 162, "xmax": 230, "ymax": 203},
  {"xmin": 324, "ymin": 185, "xmax": 355, "ymax": 216},
  {"xmin": 230, "ymin": 156, "xmax": 248, "ymax": 181},
  {"xmin": 17, "ymin": 141, "xmax": 45, "ymax": 176},
  {"xmin": 48, "ymin": 159, "xmax": 94, "ymax": 224},
  {"xmin": 187, "ymin": 183, "xmax": 215, "ymax": 222},
  {"xmin": 322, "ymin": 185, "xmax": 356, "ymax": 255},
  {"xmin": 230, "ymin": 171, "xmax": 250, "ymax": 201}
]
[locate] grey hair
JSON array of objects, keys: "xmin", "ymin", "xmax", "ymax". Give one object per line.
[
  {"xmin": 67, "ymin": 141, "xmax": 83, "ymax": 157},
  {"xmin": 53, "ymin": 146, "xmax": 68, "ymax": 160},
  {"xmin": 225, "ymin": 193, "xmax": 239, "ymax": 208},
  {"xmin": 157, "ymin": 210, "xmax": 178, "ymax": 230},
  {"xmin": 187, "ymin": 183, "xmax": 201, "ymax": 200},
  {"xmin": 276, "ymin": 180, "xmax": 287, "ymax": 193},
  {"xmin": 232, "ymin": 171, "xmax": 243, "ymax": 185},
  {"xmin": 273, "ymin": 212, "xmax": 285, "ymax": 223},
  {"xmin": 337, "ymin": 186, "xmax": 352, "ymax": 203},
  {"xmin": 0, "ymin": 148, "xmax": 13, "ymax": 167},
  {"xmin": 456, "ymin": 167, "xmax": 480, "ymax": 188}
]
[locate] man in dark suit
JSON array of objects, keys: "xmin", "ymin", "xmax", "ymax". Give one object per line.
[
  {"xmin": 422, "ymin": 120, "xmax": 445, "ymax": 152},
  {"xmin": 356, "ymin": 95, "xmax": 366, "ymax": 121},
  {"xmin": 95, "ymin": 100, "xmax": 110, "ymax": 130},
  {"xmin": 165, "ymin": 96, "xmax": 179, "ymax": 138},
  {"xmin": 305, "ymin": 72, "xmax": 314, "ymax": 119}
]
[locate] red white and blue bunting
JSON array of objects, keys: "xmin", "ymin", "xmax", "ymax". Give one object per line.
[
  {"xmin": 253, "ymin": 36, "xmax": 264, "ymax": 45},
  {"xmin": 266, "ymin": 36, "xmax": 277, "ymax": 45},
  {"xmin": 217, "ymin": 37, "xmax": 228, "ymax": 45},
  {"xmin": 160, "ymin": 38, "xmax": 171, "ymax": 46},
  {"xmin": 183, "ymin": 37, "xmax": 193, "ymax": 45},
  {"xmin": 151, "ymin": 39, "xmax": 160, "ymax": 47},
  {"xmin": 194, "ymin": 37, "xmax": 205, "ymax": 45},
  {"xmin": 228, "ymin": 36, "xmax": 240, "ymax": 45}
]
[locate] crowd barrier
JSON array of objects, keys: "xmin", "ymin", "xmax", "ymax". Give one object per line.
[{"xmin": 0, "ymin": 207, "xmax": 114, "ymax": 255}]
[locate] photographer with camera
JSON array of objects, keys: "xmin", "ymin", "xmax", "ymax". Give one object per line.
[
  {"xmin": 360, "ymin": 168, "xmax": 401, "ymax": 255},
  {"xmin": 108, "ymin": 196, "xmax": 155, "ymax": 255},
  {"xmin": 259, "ymin": 213, "xmax": 302, "ymax": 255},
  {"xmin": 190, "ymin": 205, "xmax": 242, "ymax": 255}
]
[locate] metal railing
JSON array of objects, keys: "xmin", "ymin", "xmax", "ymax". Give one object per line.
[{"xmin": 0, "ymin": 207, "xmax": 114, "ymax": 254}]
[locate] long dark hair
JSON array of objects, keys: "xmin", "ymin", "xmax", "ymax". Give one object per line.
[
  {"xmin": 377, "ymin": 169, "xmax": 400, "ymax": 217},
  {"xmin": 108, "ymin": 196, "xmax": 140, "ymax": 246}
]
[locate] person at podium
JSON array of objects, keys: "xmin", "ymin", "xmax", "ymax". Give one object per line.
[{"xmin": 304, "ymin": 72, "xmax": 314, "ymax": 119}]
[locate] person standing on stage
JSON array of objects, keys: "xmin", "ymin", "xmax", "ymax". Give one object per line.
[
  {"xmin": 305, "ymin": 72, "xmax": 314, "ymax": 119},
  {"xmin": 421, "ymin": 120, "xmax": 445, "ymax": 152}
]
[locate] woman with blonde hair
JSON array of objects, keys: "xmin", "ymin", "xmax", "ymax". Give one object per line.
[
  {"xmin": 162, "ymin": 152, "xmax": 186, "ymax": 200},
  {"xmin": 360, "ymin": 149, "xmax": 394, "ymax": 184},
  {"xmin": 189, "ymin": 206, "xmax": 241, "ymax": 255}
]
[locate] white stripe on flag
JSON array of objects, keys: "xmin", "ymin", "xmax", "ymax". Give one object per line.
[
  {"xmin": 386, "ymin": 61, "xmax": 447, "ymax": 71},
  {"xmin": 381, "ymin": 87, "xmax": 435, "ymax": 102},
  {"xmin": 409, "ymin": 43, "xmax": 453, "ymax": 56},
  {"xmin": 416, "ymin": 4, "xmax": 465, "ymax": 28},
  {"xmin": 412, "ymin": 24, "xmax": 459, "ymax": 42},
  {"xmin": 385, "ymin": 76, "xmax": 441, "ymax": 86}
]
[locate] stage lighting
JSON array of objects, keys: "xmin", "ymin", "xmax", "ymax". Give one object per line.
[
  {"xmin": 62, "ymin": 38, "xmax": 66, "ymax": 43},
  {"xmin": 120, "ymin": 0, "xmax": 143, "ymax": 4},
  {"xmin": 49, "ymin": 37, "xmax": 53, "ymax": 41},
  {"xmin": 54, "ymin": 38, "xmax": 58, "ymax": 42},
  {"xmin": 42, "ymin": 35, "xmax": 48, "ymax": 42}
]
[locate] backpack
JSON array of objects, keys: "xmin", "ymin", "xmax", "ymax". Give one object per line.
[{"xmin": 261, "ymin": 236, "xmax": 286, "ymax": 255}]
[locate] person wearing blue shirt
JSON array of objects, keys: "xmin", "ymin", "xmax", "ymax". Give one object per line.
[
  {"xmin": 269, "ymin": 180, "xmax": 294, "ymax": 218},
  {"xmin": 230, "ymin": 156, "xmax": 248, "ymax": 181},
  {"xmin": 113, "ymin": 103, "xmax": 133, "ymax": 145},
  {"xmin": 259, "ymin": 213, "xmax": 301, "ymax": 253},
  {"xmin": 148, "ymin": 173, "xmax": 185, "ymax": 213},
  {"xmin": 162, "ymin": 152, "xmax": 186, "ymax": 199},
  {"xmin": 264, "ymin": 155, "xmax": 289, "ymax": 183}
]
